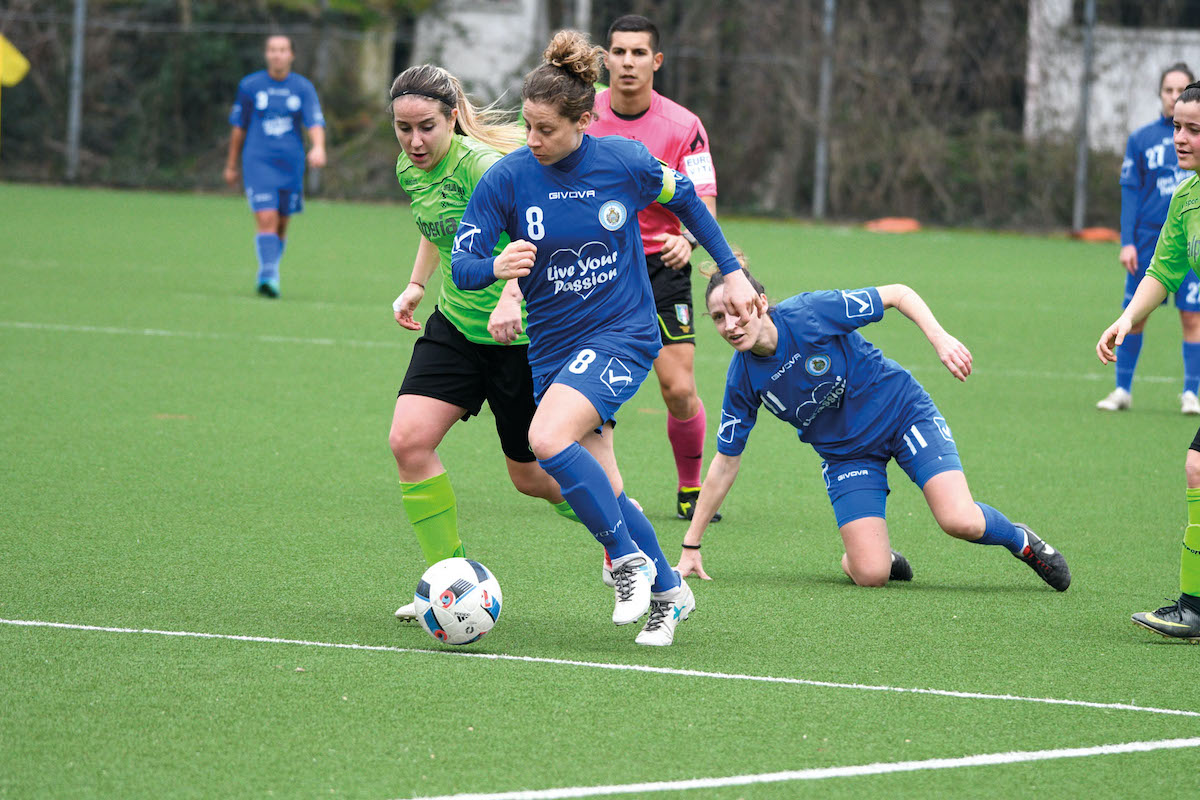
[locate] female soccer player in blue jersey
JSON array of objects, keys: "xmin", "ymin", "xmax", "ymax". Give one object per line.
[
  {"xmin": 675, "ymin": 263, "xmax": 1071, "ymax": 593},
  {"xmin": 451, "ymin": 30, "xmax": 758, "ymax": 646},
  {"xmin": 1097, "ymin": 63, "xmax": 1200, "ymax": 414},
  {"xmin": 224, "ymin": 35, "xmax": 326, "ymax": 299}
]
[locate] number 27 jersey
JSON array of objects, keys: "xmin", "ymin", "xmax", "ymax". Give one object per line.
[{"xmin": 451, "ymin": 134, "xmax": 668, "ymax": 377}]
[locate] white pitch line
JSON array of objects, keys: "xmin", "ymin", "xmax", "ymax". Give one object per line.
[
  {"xmin": 394, "ymin": 737, "xmax": 1200, "ymax": 800},
  {"xmin": 3, "ymin": 618, "xmax": 1197, "ymax": 719},
  {"xmin": 0, "ymin": 320, "xmax": 407, "ymax": 351},
  {"xmin": 0, "ymin": 320, "xmax": 1176, "ymax": 384}
]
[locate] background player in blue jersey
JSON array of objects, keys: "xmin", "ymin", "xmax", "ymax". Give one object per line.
[
  {"xmin": 1097, "ymin": 63, "xmax": 1200, "ymax": 413},
  {"xmin": 451, "ymin": 30, "xmax": 757, "ymax": 646},
  {"xmin": 675, "ymin": 262, "xmax": 1071, "ymax": 593},
  {"xmin": 224, "ymin": 35, "xmax": 326, "ymax": 299}
]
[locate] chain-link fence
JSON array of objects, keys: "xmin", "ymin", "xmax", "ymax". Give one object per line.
[{"xmin": 9, "ymin": 0, "xmax": 1198, "ymax": 229}]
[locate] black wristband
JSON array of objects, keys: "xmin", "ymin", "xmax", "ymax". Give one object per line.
[
  {"xmin": 681, "ymin": 230, "xmax": 699, "ymax": 248},
  {"xmin": 681, "ymin": 543, "xmax": 701, "ymax": 550}
]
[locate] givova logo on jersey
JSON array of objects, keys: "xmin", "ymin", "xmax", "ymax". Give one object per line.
[{"xmin": 545, "ymin": 241, "xmax": 619, "ymax": 300}]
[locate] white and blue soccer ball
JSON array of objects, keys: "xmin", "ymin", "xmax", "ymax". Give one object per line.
[{"xmin": 414, "ymin": 557, "xmax": 502, "ymax": 645}]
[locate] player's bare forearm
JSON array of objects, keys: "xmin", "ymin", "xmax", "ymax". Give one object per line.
[
  {"xmin": 305, "ymin": 126, "xmax": 327, "ymax": 168},
  {"xmin": 410, "ymin": 236, "xmax": 440, "ymax": 287},
  {"xmin": 224, "ymin": 127, "xmax": 246, "ymax": 185},
  {"xmin": 1123, "ymin": 274, "xmax": 1170, "ymax": 328},
  {"xmin": 880, "ymin": 284, "xmax": 972, "ymax": 380},
  {"xmin": 683, "ymin": 453, "xmax": 740, "ymax": 547},
  {"xmin": 879, "ymin": 284, "xmax": 941, "ymax": 338}
]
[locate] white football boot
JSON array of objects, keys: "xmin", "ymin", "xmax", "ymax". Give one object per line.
[
  {"xmin": 610, "ymin": 551, "xmax": 656, "ymax": 625},
  {"xmin": 1182, "ymin": 391, "xmax": 1200, "ymax": 415},
  {"xmin": 1096, "ymin": 387, "xmax": 1131, "ymax": 411},
  {"xmin": 636, "ymin": 575, "xmax": 695, "ymax": 646},
  {"xmin": 394, "ymin": 602, "xmax": 417, "ymax": 621}
]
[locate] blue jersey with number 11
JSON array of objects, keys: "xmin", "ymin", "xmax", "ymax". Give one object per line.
[
  {"xmin": 451, "ymin": 134, "xmax": 720, "ymax": 379},
  {"xmin": 717, "ymin": 288, "xmax": 936, "ymax": 462}
]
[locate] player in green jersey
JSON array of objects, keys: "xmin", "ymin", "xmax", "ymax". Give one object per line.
[
  {"xmin": 1097, "ymin": 80, "xmax": 1200, "ymax": 641},
  {"xmin": 386, "ymin": 65, "xmax": 577, "ymax": 620}
]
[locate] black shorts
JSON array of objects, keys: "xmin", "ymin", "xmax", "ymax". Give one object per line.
[
  {"xmin": 646, "ymin": 252, "xmax": 696, "ymax": 345},
  {"xmin": 1191, "ymin": 424, "xmax": 1200, "ymax": 453},
  {"xmin": 398, "ymin": 307, "xmax": 537, "ymax": 463}
]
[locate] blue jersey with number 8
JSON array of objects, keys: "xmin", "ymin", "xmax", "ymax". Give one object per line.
[{"xmin": 451, "ymin": 134, "xmax": 712, "ymax": 381}]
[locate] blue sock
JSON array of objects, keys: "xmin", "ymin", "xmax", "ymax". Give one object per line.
[
  {"xmin": 1114, "ymin": 332, "xmax": 1143, "ymax": 392},
  {"xmin": 972, "ymin": 502, "xmax": 1026, "ymax": 555},
  {"xmin": 1183, "ymin": 342, "xmax": 1200, "ymax": 395},
  {"xmin": 618, "ymin": 493, "xmax": 679, "ymax": 593},
  {"xmin": 254, "ymin": 233, "xmax": 283, "ymax": 284},
  {"xmin": 538, "ymin": 444, "xmax": 637, "ymax": 558}
]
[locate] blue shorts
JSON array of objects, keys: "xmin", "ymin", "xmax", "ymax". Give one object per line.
[
  {"xmin": 821, "ymin": 414, "xmax": 962, "ymax": 527},
  {"xmin": 1124, "ymin": 263, "xmax": 1200, "ymax": 311},
  {"xmin": 533, "ymin": 346, "xmax": 651, "ymax": 427},
  {"xmin": 245, "ymin": 184, "xmax": 303, "ymax": 216}
]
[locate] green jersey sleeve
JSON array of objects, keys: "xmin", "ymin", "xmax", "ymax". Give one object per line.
[{"xmin": 1148, "ymin": 175, "xmax": 1200, "ymax": 294}]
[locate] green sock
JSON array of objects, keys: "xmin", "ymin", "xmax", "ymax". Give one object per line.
[
  {"xmin": 553, "ymin": 499, "xmax": 582, "ymax": 524},
  {"xmin": 1188, "ymin": 488, "xmax": 1200, "ymax": 525},
  {"xmin": 1182, "ymin": 524, "xmax": 1200, "ymax": 597},
  {"xmin": 400, "ymin": 472, "xmax": 464, "ymax": 566}
]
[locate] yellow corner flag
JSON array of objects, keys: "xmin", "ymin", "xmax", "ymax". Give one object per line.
[
  {"xmin": 0, "ymin": 34, "xmax": 29, "ymax": 87},
  {"xmin": 0, "ymin": 34, "xmax": 30, "ymax": 159}
]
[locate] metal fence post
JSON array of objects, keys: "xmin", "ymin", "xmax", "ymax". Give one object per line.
[
  {"xmin": 813, "ymin": 0, "xmax": 835, "ymax": 220},
  {"xmin": 1071, "ymin": 0, "xmax": 1096, "ymax": 232},
  {"xmin": 66, "ymin": 0, "xmax": 87, "ymax": 182}
]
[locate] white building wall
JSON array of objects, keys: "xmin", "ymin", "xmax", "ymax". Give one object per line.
[
  {"xmin": 1026, "ymin": 0, "xmax": 1200, "ymax": 154},
  {"xmin": 410, "ymin": 0, "xmax": 547, "ymax": 103}
]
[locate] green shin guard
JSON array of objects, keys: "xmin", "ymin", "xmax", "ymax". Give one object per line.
[
  {"xmin": 1182, "ymin": 524, "xmax": 1200, "ymax": 598},
  {"xmin": 400, "ymin": 472, "xmax": 464, "ymax": 566},
  {"xmin": 553, "ymin": 499, "xmax": 582, "ymax": 524}
]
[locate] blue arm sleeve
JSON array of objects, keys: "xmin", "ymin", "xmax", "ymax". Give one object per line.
[
  {"xmin": 450, "ymin": 172, "xmax": 506, "ymax": 290},
  {"xmin": 1120, "ymin": 186, "xmax": 1139, "ymax": 247},
  {"xmin": 1118, "ymin": 134, "xmax": 1141, "ymax": 246},
  {"xmin": 662, "ymin": 171, "xmax": 741, "ymax": 275},
  {"xmin": 229, "ymin": 80, "xmax": 252, "ymax": 129},
  {"xmin": 302, "ymin": 80, "xmax": 325, "ymax": 128},
  {"xmin": 715, "ymin": 360, "xmax": 759, "ymax": 457}
]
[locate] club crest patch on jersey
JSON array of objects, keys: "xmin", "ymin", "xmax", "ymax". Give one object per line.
[
  {"xmin": 933, "ymin": 416, "xmax": 953, "ymax": 441},
  {"xmin": 599, "ymin": 200, "xmax": 627, "ymax": 231},
  {"xmin": 600, "ymin": 357, "xmax": 633, "ymax": 396},
  {"xmin": 842, "ymin": 289, "xmax": 874, "ymax": 318},
  {"xmin": 286, "ymin": 94, "xmax": 301, "ymax": 111},
  {"xmin": 805, "ymin": 354, "xmax": 830, "ymax": 376},
  {"xmin": 674, "ymin": 303, "xmax": 690, "ymax": 327}
]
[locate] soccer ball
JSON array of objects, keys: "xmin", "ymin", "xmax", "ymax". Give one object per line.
[{"xmin": 413, "ymin": 557, "xmax": 502, "ymax": 645}]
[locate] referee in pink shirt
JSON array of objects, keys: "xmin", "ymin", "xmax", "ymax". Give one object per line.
[{"xmin": 590, "ymin": 14, "xmax": 722, "ymax": 525}]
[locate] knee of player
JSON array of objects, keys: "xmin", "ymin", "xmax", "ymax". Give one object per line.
[
  {"xmin": 660, "ymin": 383, "xmax": 698, "ymax": 414},
  {"xmin": 1186, "ymin": 449, "xmax": 1200, "ymax": 488},
  {"xmin": 527, "ymin": 428, "xmax": 565, "ymax": 462},
  {"xmin": 843, "ymin": 552, "xmax": 890, "ymax": 587},
  {"xmin": 388, "ymin": 425, "xmax": 426, "ymax": 464},
  {"xmin": 850, "ymin": 566, "xmax": 890, "ymax": 588}
]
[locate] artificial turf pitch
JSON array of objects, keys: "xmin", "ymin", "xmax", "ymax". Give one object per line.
[{"xmin": 1, "ymin": 183, "xmax": 1197, "ymax": 798}]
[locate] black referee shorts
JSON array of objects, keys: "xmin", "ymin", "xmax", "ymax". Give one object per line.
[
  {"xmin": 646, "ymin": 251, "xmax": 697, "ymax": 345},
  {"xmin": 398, "ymin": 307, "xmax": 538, "ymax": 463}
]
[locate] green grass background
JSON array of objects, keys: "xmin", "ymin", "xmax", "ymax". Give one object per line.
[{"xmin": 1, "ymin": 183, "xmax": 1198, "ymax": 799}]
